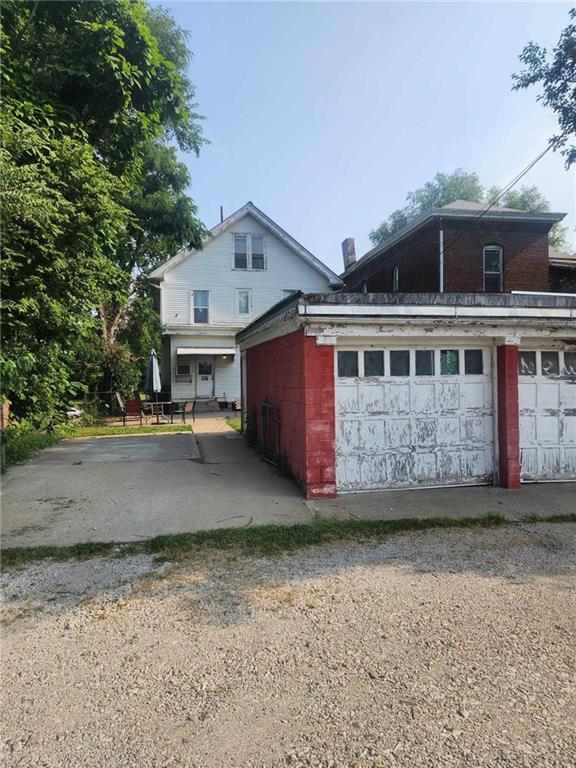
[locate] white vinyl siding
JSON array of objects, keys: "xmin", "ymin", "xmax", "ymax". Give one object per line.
[{"xmin": 160, "ymin": 214, "xmax": 329, "ymax": 328}]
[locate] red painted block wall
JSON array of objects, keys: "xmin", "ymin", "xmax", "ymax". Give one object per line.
[
  {"xmin": 245, "ymin": 329, "xmax": 336, "ymax": 498},
  {"xmin": 497, "ymin": 345, "xmax": 521, "ymax": 489}
]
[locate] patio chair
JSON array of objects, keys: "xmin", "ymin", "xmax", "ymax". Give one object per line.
[
  {"xmin": 122, "ymin": 397, "xmax": 144, "ymax": 426},
  {"xmin": 170, "ymin": 400, "xmax": 196, "ymax": 424}
]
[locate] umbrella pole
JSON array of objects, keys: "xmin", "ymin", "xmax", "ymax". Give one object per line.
[{"xmin": 156, "ymin": 391, "xmax": 159, "ymax": 425}]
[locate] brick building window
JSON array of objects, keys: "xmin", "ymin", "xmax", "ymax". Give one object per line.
[{"xmin": 483, "ymin": 246, "xmax": 503, "ymax": 292}]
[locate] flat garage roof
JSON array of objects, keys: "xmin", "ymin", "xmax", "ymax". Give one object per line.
[{"xmin": 176, "ymin": 347, "xmax": 236, "ymax": 355}]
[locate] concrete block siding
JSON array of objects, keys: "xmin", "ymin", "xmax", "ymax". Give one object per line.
[{"xmin": 246, "ymin": 329, "xmax": 336, "ymax": 498}]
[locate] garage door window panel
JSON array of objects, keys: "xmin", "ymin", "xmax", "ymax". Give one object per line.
[
  {"xmin": 415, "ymin": 350, "xmax": 434, "ymax": 376},
  {"xmin": 338, "ymin": 351, "xmax": 359, "ymax": 378},
  {"xmin": 364, "ymin": 350, "xmax": 384, "ymax": 377},
  {"xmin": 564, "ymin": 352, "xmax": 576, "ymax": 376},
  {"xmin": 441, "ymin": 349, "xmax": 459, "ymax": 376},
  {"xmin": 464, "ymin": 349, "xmax": 484, "ymax": 375},
  {"xmin": 519, "ymin": 351, "xmax": 537, "ymax": 376},
  {"xmin": 541, "ymin": 351, "xmax": 559, "ymax": 376},
  {"xmin": 390, "ymin": 350, "xmax": 410, "ymax": 376}
]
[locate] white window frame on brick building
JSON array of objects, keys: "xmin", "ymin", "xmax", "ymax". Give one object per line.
[{"xmin": 483, "ymin": 246, "xmax": 503, "ymax": 293}]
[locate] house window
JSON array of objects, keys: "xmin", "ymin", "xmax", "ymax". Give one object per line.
[
  {"xmin": 237, "ymin": 288, "xmax": 251, "ymax": 316},
  {"xmin": 191, "ymin": 290, "xmax": 209, "ymax": 324},
  {"xmin": 483, "ymin": 246, "xmax": 503, "ymax": 292},
  {"xmin": 251, "ymin": 236, "xmax": 265, "ymax": 270},
  {"xmin": 233, "ymin": 234, "xmax": 266, "ymax": 270},
  {"xmin": 338, "ymin": 351, "xmax": 358, "ymax": 378},
  {"xmin": 233, "ymin": 235, "xmax": 248, "ymax": 269},
  {"xmin": 176, "ymin": 362, "xmax": 193, "ymax": 381},
  {"xmin": 392, "ymin": 265, "xmax": 399, "ymax": 292}
]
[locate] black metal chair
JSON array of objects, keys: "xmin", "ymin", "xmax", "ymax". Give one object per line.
[{"xmin": 170, "ymin": 400, "xmax": 196, "ymax": 424}]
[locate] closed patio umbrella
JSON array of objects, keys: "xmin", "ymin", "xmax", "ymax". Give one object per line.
[{"xmin": 144, "ymin": 349, "xmax": 162, "ymax": 423}]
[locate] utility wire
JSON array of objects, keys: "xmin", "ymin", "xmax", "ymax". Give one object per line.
[{"xmin": 437, "ymin": 139, "xmax": 557, "ymax": 261}]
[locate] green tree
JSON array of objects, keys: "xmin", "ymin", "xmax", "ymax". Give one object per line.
[
  {"xmin": 485, "ymin": 184, "xmax": 571, "ymax": 251},
  {"xmin": 1, "ymin": 1, "xmax": 206, "ymax": 420},
  {"xmin": 513, "ymin": 8, "xmax": 576, "ymax": 168},
  {"xmin": 369, "ymin": 170, "xmax": 484, "ymax": 245}
]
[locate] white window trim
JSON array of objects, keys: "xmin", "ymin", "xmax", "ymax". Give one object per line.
[
  {"xmin": 190, "ymin": 289, "xmax": 210, "ymax": 325},
  {"xmin": 232, "ymin": 233, "xmax": 267, "ymax": 271},
  {"xmin": 236, "ymin": 288, "xmax": 252, "ymax": 317},
  {"xmin": 483, "ymin": 245, "xmax": 503, "ymax": 292}
]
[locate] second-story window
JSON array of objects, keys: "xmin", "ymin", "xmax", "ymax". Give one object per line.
[
  {"xmin": 191, "ymin": 290, "xmax": 209, "ymax": 324},
  {"xmin": 233, "ymin": 234, "xmax": 266, "ymax": 270},
  {"xmin": 237, "ymin": 288, "xmax": 251, "ymax": 315},
  {"xmin": 483, "ymin": 246, "xmax": 503, "ymax": 292},
  {"xmin": 392, "ymin": 265, "xmax": 399, "ymax": 292}
]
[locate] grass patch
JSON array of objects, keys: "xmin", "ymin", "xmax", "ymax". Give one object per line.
[
  {"xmin": 1, "ymin": 428, "xmax": 62, "ymax": 472},
  {"xmin": 225, "ymin": 416, "xmax": 241, "ymax": 432},
  {"xmin": 1, "ymin": 423, "xmax": 193, "ymax": 472},
  {"xmin": 70, "ymin": 424, "xmax": 193, "ymax": 438},
  {"xmin": 1, "ymin": 513, "xmax": 510, "ymax": 569}
]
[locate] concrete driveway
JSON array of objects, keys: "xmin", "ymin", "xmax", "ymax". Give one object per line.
[
  {"xmin": 1, "ymin": 424, "xmax": 310, "ymax": 548},
  {"xmin": 2, "ymin": 418, "xmax": 575, "ymax": 548}
]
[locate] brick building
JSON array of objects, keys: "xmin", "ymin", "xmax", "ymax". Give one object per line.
[
  {"xmin": 237, "ymin": 293, "xmax": 576, "ymax": 499},
  {"xmin": 341, "ymin": 200, "xmax": 568, "ymax": 295}
]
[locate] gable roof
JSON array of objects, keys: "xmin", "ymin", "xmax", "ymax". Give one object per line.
[
  {"xmin": 343, "ymin": 200, "xmax": 566, "ymax": 279},
  {"xmin": 148, "ymin": 201, "xmax": 342, "ymax": 286}
]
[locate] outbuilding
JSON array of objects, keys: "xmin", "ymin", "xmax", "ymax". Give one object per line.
[{"xmin": 237, "ymin": 293, "xmax": 576, "ymax": 499}]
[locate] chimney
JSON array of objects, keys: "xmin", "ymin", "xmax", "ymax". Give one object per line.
[{"xmin": 342, "ymin": 237, "xmax": 356, "ymax": 270}]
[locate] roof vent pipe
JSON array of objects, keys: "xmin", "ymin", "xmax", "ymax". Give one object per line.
[{"xmin": 342, "ymin": 238, "xmax": 356, "ymax": 270}]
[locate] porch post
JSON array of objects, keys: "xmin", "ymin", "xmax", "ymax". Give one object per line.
[{"xmin": 496, "ymin": 339, "xmax": 521, "ymax": 489}]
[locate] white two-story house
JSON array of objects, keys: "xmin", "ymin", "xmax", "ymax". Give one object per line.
[{"xmin": 148, "ymin": 202, "xmax": 341, "ymax": 403}]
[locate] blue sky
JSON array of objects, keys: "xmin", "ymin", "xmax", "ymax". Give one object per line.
[{"xmin": 160, "ymin": 1, "xmax": 575, "ymax": 273}]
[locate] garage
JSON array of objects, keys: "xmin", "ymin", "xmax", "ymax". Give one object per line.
[
  {"xmin": 519, "ymin": 348, "xmax": 576, "ymax": 481},
  {"xmin": 335, "ymin": 345, "xmax": 495, "ymax": 491}
]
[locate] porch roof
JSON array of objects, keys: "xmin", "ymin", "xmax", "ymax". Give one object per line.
[{"xmin": 176, "ymin": 347, "xmax": 235, "ymax": 356}]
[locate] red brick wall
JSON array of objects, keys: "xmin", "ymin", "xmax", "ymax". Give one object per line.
[
  {"xmin": 497, "ymin": 345, "xmax": 520, "ymax": 489},
  {"xmin": 245, "ymin": 330, "xmax": 336, "ymax": 498},
  {"xmin": 343, "ymin": 220, "xmax": 551, "ymax": 293},
  {"xmin": 443, "ymin": 220, "xmax": 550, "ymax": 293}
]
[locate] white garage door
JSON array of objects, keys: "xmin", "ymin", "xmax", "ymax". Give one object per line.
[
  {"xmin": 519, "ymin": 349, "xmax": 576, "ymax": 481},
  {"xmin": 335, "ymin": 346, "xmax": 494, "ymax": 491}
]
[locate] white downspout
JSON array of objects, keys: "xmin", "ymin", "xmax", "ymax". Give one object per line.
[{"xmin": 439, "ymin": 226, "xmax": 444, "ymax": 293}]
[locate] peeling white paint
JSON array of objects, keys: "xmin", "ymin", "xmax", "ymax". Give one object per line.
[
  {"xmin": 519, "ymin": 349, "xmax": 576, "ymax": 481},
  {"xmin": 335, "ymin": 345, "xmax": 494, "ymax": 491}
]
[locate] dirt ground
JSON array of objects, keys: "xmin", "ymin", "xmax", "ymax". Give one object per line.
[{"xmin": 1, "ymin": 523, "xmax": 575, "ymax": 768}]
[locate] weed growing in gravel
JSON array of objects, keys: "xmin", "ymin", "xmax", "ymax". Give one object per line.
[{"xmin": 2, "ymin": 513, "xmax": 575, "ymax": 570}]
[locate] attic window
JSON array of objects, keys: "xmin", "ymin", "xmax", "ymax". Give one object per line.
[{"xmin": 233, "ymin": 234, "xmax": 266, "ymax": 270}]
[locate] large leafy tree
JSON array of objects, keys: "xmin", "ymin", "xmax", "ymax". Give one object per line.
[
  {"xmin": 513, "ymin": 8, "xmax": 576, "ymax": 168},
  {"xmin": 369, "ymin": 170, "xmax": 484, "ymax": 245},
  {"xmin": 1, "ymin": 1, "xmax": 206, "ymax": 420},
  {"xmin": 485, "ymin": 185, "xmax": 571, "ymax": 250}
]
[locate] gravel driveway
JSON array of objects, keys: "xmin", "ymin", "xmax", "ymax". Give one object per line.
[{"xmin": 2, "ymin": 523, "xmax": 575, "ymax": 767}]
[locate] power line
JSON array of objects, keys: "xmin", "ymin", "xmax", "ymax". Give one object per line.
[{"xmin": 436, "ymin": 139, "xmax": 557, "ymax": 264}]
